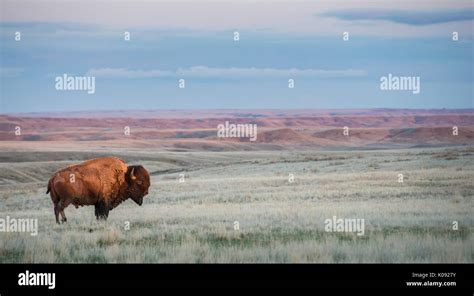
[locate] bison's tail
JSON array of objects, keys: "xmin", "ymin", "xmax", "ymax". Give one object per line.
[
  {"xmin": 46, "ymin": 179, "xmax": 52, "ymax": 194},
  {"xmin": 47, "ymin": 178, "xmax": 60, "ymax": 204}
]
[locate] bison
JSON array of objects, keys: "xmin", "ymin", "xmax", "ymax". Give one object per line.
[{"xmin": 46, "ymin": 157, "xmax": 150, "ymax": 223}]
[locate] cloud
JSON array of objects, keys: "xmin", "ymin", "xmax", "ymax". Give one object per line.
[
  {"xmin": 87, "ymin": 66, "xmax": 367, "ymax": 79},
  {"xmin": 0, "ymin": 67, "xmax": 23, "ymax": 77},
  {"xmin": 320, "ymin": 8, "xmax": 474, "ymax": 26},
  {"xmin": 177, "ymin": 66, "xmax": 367, "ymax": 78},
  {"xmin": 2, "ymin": 1, "xmax": 474, "ymax": 37},
  {"xmin": 86, "ymin": 68, "xmax": 170, "ymax": 78}
]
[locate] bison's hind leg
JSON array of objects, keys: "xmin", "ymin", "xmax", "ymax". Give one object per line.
[
  {"xmin": 49, "ymin": 186, "xmax": 61, "ymax": 224},
  {"xmin": 57, "ymin": 199, "xmax": 70, "ymax": 224},
  {"xmin": 95, "ymin": 200, "xmax": 109, "ymax": 220},
  {"xmin": 59, "ymin": 209, "xmax": 67, "ymax": 223},
  {"xmin": 54, "ymin": 203, "xmax": 60, "ymax": 224}
]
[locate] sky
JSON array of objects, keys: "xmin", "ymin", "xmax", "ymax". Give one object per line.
[{"xmin": 0, "ymin": 0, "xmax": 473, "ymax": 113}]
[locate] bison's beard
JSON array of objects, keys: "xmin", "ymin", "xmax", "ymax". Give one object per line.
[
  {"xmin": 131, "ymin": 195, "xmax": 143, "ymax": 206},
  {"xmin": 127, "ymin": 186, "xmax": 145, "ymax": 206}
]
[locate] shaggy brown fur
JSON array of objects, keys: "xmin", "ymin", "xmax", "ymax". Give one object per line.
[{"xmin": 47, "ymin": 157, "xmax": 150, "ymax": 223}]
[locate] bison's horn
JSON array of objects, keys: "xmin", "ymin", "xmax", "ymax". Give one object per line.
[{"xmin": 130, "ymin": 167, "xmax": 136, "ymax": 180}]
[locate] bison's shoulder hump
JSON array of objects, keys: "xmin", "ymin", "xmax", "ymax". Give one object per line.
[
  {"xmin": 50, "ymin": 157, "xmax": 128, "ymax": 185},
  {"xmin": 75, "ymin": 157, "xmax": 126, "ymax": 170}
]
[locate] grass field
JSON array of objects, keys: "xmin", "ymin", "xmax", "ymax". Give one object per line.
[{"xmin": 0, "ymin": 146, "xmax": 472, "ymax": 263}]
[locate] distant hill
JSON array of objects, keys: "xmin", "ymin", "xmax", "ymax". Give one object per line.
[{"xmin": 1, "ymin": 109, "xmax": 473, "ymax": 150}]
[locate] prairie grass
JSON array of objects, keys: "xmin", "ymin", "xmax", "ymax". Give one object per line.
[{"xmin": 0, "ymin": 147, "xmax": 472, "ymax": 262}]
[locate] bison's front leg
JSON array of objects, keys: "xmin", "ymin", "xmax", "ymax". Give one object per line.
[{"xmin": 95, "ymin": 200, "xmax": 109, "ymax": 220}]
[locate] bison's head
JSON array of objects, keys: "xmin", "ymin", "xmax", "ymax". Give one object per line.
[{"xmin": 126, "ymin": 165, "xmax": 150, "ymax": 206}]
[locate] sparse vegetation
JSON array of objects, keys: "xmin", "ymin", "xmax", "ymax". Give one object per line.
[{"xmin": 0, "ymin": 147, "xmax": 472, "ymax": 263}]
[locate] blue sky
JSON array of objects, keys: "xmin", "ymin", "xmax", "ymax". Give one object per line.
[{"xmin": 0, "ymin": 1, "xmax": 473, "ymax": 112}]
